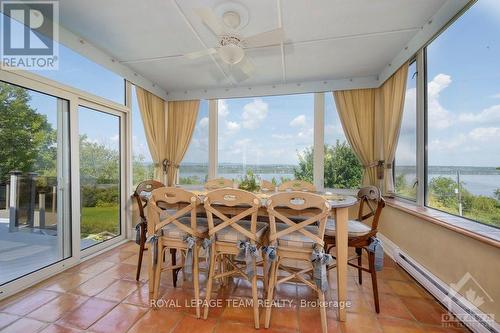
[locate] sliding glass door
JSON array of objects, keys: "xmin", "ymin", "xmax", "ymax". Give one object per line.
[
  {"xmin": 78, "ymin": 106, "xmax": 123, "ymax": 250},
  {"xmin": 0, "ymin": 81, "xmax": 71, "ymax": 285}
]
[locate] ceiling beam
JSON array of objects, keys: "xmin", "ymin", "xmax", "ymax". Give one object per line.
[
  {"xmin": 277, "ymin": 0, "xmax": 286, "ymax": 83},
  {"xmin": 164, "ymin": 75, "xmax": 379, "ymax": 101}
]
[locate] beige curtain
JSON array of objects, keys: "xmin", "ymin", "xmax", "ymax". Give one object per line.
[
  {"xmin": 333, "ymin": 62, "xmax": 409, "ymax": 191},
  {"xmin": 334, "ymin": 89, "xmax": 377, "ymax": 186},
  {"xmin": 381, "ymin": 63, "xmax": 409, "ymax": 196},
  {"xmin": 165, "ymin": 100, "xmax": 200, "ymax": 186},
  {"xmin": 135, "ymin": 87, "xmax": 167, "ymax": 182}
]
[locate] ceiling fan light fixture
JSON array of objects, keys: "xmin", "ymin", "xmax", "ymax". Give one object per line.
[{"xmin": 218, "ymin": 44, "xmax": 244, "ymax": 65}]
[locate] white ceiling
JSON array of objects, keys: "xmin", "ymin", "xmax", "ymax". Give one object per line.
[{"xmin": 57, "ymin": 0, "xmax": 463, "ymax": 99}]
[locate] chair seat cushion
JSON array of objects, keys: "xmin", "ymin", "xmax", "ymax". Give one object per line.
[
  {"xmin": 161, "ymin": 217, "xmax": 209, "ymax": 239},
  {"xmin": 325, "ymin": 218, "xmax": 371, "ymax": 237},
  {"xmin": 276, "ymin": 224, "xmax": 319, "ymax": 249},
  {"xmin": 215, "ymin": 220, "xmax": 268, "ymax": 243}
]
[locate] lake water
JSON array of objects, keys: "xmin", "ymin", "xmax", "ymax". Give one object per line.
[
  {"xmin": 178, "ymin": 165, "xmax": 500, "ymax": 198},
  {"xmin": 400, "ymin": 173, "xmax": 500, "ymax": 197}
]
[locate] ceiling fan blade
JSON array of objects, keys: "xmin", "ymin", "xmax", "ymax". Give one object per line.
[
  {"xmin": 243, "ymin": 28, "xmax": 285, "ymax": 48},
  {"xmin": 230, "ymin": 57, "xmax": 255, "ymax": 82},
  {"xmin": 194, "ymin": 7, "xmax": 226, "ymax": 36},
  {"xmin": 184, "ymin": 48, "xmax": 217, "ymax": 59},
  {"xmin": 239, "ymin": 57, "xmax": 255, "ymax": 76}
]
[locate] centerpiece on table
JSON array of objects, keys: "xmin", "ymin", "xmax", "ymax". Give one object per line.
[{"xmin": 237, "ymin": 170, "xmax": 260, "ymax": 192}]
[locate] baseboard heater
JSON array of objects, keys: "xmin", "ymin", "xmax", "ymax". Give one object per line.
[{"xmin": 379, "ymin": 234, "xmax": 499, "ymax": 333}]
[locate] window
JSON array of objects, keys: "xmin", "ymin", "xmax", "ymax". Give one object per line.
[
  {"xmin": 394, "ymin": 61, "xmax": 417, "ymax": 200},
  {"xmin": 425, "ymin": 1, "xmax": 500, "ymax": 227},
  {"xmin": 179, "ymin": 100, "xmax": 209, "ymax": 185},
  {"xmin": 79, "ymin": 106, "xmax": 121, "ymax": 249},
  {"xmin": 1, "ymin": 12, "xmax": 125, "ymax": 104},
  {"xmin": 217, "ymin": 94, "xmax": 314, "ymax": 185},
  {"xmin": 0, "ymin": 81, "xmax": 71, "ymax": 285},
  {"xmin": 324, "ymin": 93, "xmax": 362, "ymax": 189},
  {"xmin": 131, "ymin": 85, "xmax": 154, "ymax": 187}
]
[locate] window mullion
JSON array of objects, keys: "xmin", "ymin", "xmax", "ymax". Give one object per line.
[
  {"xmin": 416, "ymin": 49, "xmax": 426, "ymax": 207},
  {"xmin": 208, "ymin": 99, "xmax": 218, "ymax": 179},
  {"xmin": 313, "ymin": 93, "xmax": 325, "ymax": 191}
]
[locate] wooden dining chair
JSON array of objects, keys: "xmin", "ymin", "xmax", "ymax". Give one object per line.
[
  {"xmin": 133, "ymin": 180, "xmax": 164, "ymax": 281},
  {"xmin": 278, "ymin": 179, "xmax": 316, "ymax": 192},
  {"xmin": 147, "ymin": 187, "xmax": 206, "ymax": 318},
  {"xmin": 204, "ymin": 177, "xmax": 234, "ymax": 190},
  {"xmin": 203, "ymin": 188, "xmax": 268, "ymax": 328},
  {"xmin": 264, "ymin": 192, "xmax": 330, "ymax": 333},
  {"xmin": 324, "ymin": 186, "xmax": 385, "ymax": 313},
  {"xmin": 260, "ymin": 179, "xmax": 276, "ymax": 192}
]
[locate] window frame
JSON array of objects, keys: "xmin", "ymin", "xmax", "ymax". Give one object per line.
[
  {"xmin": 393, "ymin": 58, "xmax": 418, "ymax": 203},
  {"xmin": 0, "ymin": 65, "xmax": 132, "ymax": 299},
  {"xmin": 391, "ymin": 11, "xmax": 500, "ymax": 231}
]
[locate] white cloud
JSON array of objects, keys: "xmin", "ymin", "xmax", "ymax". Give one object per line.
[
  {"xmin": 241, "ymin": 98, "xmax": 268, "ymax": 129},
  {"xmin": 468, "ymin": 127, "xmax": 500, "ymax": 142},
  {"xmin": 429, "ymin": 127, "xmax": 500, "ymax": 155},
  {"xmin": 226, "ymin": 121, "xmax": 241, "ymax": 134},
  {"xmin": 427, "ymin": 74, "xmax": 454, "ymax": 129},
  {"xmin": 110, "ymin": 134, "xmax": 119, "ymax": 142},
  {"xmin": 235, "ymin": 138, "xmax": 252, "ymax": 146},
  {"xmin": 490, "ymin": 93, "xmax": 500, "ymax": 99},
  {"xmin": 198, "ymin": 117, "xmax": 209, "ymax": 129},
  {"xmin": 401, "ymin": 87, "xmax": 417, "ymax": 133},
  {"xmin": 298, "ymin": 127, "xmax": 313, "ymax": 139},
  {"xmin": 429, "ymin": 135, "xmax": 467, "ymax": 153},
  {"xmin": 458, "ymin": 104, "xmax": 500, "ymax": 124},
  {"xmin": 218, "ymin": 100, "xmax": 229, "ymax": 118},
  {"xmin": 271, "ymin": 134, "xmax": 293, "ymax": 140},
  {"xmin": 394, "ymin": 140, "xmax": 416, "ymax": 165},
  {"xmin": 290, "ymin": 114, "xmax": 307, "ymax": 127}
]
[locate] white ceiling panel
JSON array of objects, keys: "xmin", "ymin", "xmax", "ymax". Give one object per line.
[
  {"xmin": 282, "ymin": 0, "xmax": 447, "ymax": 42},
  {"xmin": 285, "ymin": 30, "xmax": 417, "ymax": 82},
  {"xmin": 59, "ymin": 0, "xmax": 203, "ymax": 60},
  {"xmin": 53, "ymin": 0, "xmax": 467, "ymax": 99}
]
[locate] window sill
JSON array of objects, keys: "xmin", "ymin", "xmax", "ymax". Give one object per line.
[{"xmin": 385, "ymin": 198, "xmax": 500, "ymax": 249}]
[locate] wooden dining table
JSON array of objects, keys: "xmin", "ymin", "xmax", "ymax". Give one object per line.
[{"xmin": 170, "ymin": 185, "xmax": 358, "ymax": 322}]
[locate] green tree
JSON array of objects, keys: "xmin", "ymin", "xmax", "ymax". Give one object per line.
[
  {"xmin": 132, "ymin": 154, "xmax": 154, "ymax": 186},
  {"xmin": 428, "ymin": 176, "xmax": 474, "ymax": 213},
  {"xmin": 294, "ymin": 140, "xmax": 362, "ymax": 188},
  {"xmin": 79, "ymin": 135, "xmax": 119, "ymax": 185},
  {"xmin": 0, "ymin": 82, "xmax": 56, "ymax": 182}
]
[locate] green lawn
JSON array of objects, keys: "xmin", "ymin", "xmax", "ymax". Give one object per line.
[{"xmin": 81, "ymin": 206, "xmax": 119, "ymax": 238}]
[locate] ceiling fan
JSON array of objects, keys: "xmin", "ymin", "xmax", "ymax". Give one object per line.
[{"xmin": 184, "ymin": 7, "xmax": 285, "ymax": 80}]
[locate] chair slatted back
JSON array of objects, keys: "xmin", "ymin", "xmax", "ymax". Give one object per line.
[
  {"xmin": 147, "ymin": 187, "xmax": 201, "ymax": 238},
  {"xmin": 204, "ymin": 189, "xmax": 260, "ymax": 243},
  {"xmin": 356, "ymin": 186, "xmax": 385, "ymax": 232},
  {"xmin": 278, "ymin": 180, "xmax": 316, "ymax": 192},
  {"xmin": 133, "ymin": 180, "xmax": 164, "ymax": 220},
  {"xmin": 204, "ymin": 178, "xmax": 234, "ymax": 190},
  {"xmin": 267, "ymin": 192, "xmax": 330, "ymax": 247}
]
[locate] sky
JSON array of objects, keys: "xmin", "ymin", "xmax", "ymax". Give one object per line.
[{"xmin": 4, "ymin": 0, "xmax": 500, "ymax": 169}]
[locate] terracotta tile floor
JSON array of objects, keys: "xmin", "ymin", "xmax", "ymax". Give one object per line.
[{"xmin": 0, "ymin": 241, "xmax": 471, "ymax": 333}]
